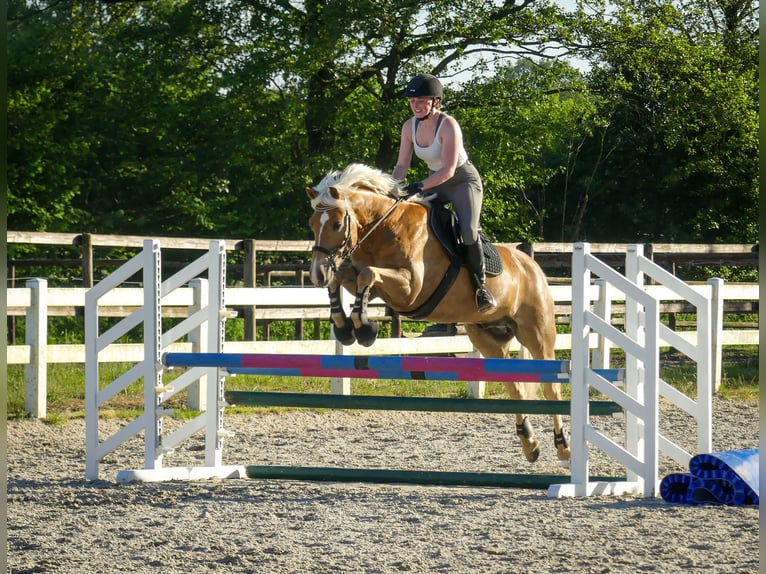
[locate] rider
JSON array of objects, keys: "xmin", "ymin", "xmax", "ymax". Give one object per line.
[{"xmin": 392, "ymin": 73, "xmax": 497, "ymax": 313}]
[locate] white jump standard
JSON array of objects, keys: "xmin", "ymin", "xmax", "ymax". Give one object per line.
[{"xmin": 84, "ymin": 240, "xmax": 713, "ymax": 497}]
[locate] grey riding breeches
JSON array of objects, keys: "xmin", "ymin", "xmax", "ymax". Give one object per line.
[{"xmin": 428, "ymin": 161, "xmax": 484, "ymax": 245}]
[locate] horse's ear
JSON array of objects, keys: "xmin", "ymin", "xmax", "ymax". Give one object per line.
[
  {"xmin": 306, "ymin": 187, "xmax": 318, "ymax": 199},
  {"xmin": 328, "ymin": 186, "xmax": 342, "ymax": 199}
]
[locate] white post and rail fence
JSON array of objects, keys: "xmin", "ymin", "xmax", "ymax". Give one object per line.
[{"xmin": 8, "ymin": 248, "xmax": 757, "ymax": 418}]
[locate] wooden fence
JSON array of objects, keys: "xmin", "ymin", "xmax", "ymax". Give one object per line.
[
  {"xmin": 7, "ymin": 231, "xmax": 759, "ymax": 340},
  {"xmin": 8, "ymin": 231, "xmax": 758, "ymax": 286}
]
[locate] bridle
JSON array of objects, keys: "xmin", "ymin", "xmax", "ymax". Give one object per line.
[
  {"xmin": 310, "ymin": 205, "xmax": 353, "ymax": 271},
  {"xmin": 311, "ymin": 195, "xmax": 405, "ymax": 272}
]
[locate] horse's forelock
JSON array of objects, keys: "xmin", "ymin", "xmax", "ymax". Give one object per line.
[
  {"xmin": 314, "ymin": 169, "xmax": 343, "ymax": 194},
  {"xmin": 310, "ymin": 169, "xmax": 343, "ymax": 211}
]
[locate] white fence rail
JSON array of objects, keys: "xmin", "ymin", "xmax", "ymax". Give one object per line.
[{"xmin": 8, "ymin": 274, "xmax": 758, "ymax": 418}]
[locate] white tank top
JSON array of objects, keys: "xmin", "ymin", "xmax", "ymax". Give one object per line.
[{"xmin": 412, "ymin": 113, "xmax": 468, "ymax": 172}]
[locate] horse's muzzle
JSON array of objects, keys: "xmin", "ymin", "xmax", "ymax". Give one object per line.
[{"xmin": 310, "ymin": 257, "xmax": 333, "ymax": 288}]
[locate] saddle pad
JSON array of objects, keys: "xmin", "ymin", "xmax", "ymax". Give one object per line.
[{"xmin": 481, "ymin": 236, "xmax": 502, "ymax": 277}]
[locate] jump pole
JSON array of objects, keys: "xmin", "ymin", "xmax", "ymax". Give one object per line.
[
  {"xmin": 242, "ymin": 466, "xmax": 624, "ymax": 489},
  {"xmin": 164, "ymin": 352, "xmax": 571, "ymax": 382},
  {"xmin": 222, "ymin": 390, "xmax": 623, "ymax": 416},
  {"xmin": 162, "ymin": 351, "xmax": 627, "ymax": 490},
  {"xmin": 163, "ymin": 352, "xmax": 623, "ymax": 386}
]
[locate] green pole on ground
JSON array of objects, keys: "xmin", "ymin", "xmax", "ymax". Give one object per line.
[{"xmin": 245, "ymin": 465, "xmax": 624, "ymax": 489}]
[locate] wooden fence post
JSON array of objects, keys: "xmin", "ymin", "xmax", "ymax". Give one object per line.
[
  {"xmin": 388, "ymin": 307, "xmax": 402, "ymax": 338},
  {"xmin": 80, "ymin": 233, "xmax": 94, "ymax": 288},
  {"xmin": 517, "ymin": 242, "xmax": 534, "ymax": 258},
  {"xmin": 708, "ymin": 277, "xmax": 724, "ymax": 392},
  {"xmin": 465, "ymin": 348, "xmax": 485, "ymax": 399},
  {"xmin": 25, "ymin": 278, "xmax": 47, "ymax": 418},
  {"xmin": 295, "ymin": 267, "xmax": 305, "ymax": 339},
  {"xmin": 241, "ymin": 239, "xmax": 257, "ymax": 341},
  {"xmin": 8, "ymin": 263, "xmax": 16, "ymax": 344},
  {"xmin": 591, "ymin": 278, "xmax": 613, "ymax": 370}
]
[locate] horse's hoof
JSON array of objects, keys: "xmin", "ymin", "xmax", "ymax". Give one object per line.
[
  {"xmin": 333, "ymin": 323, "xmax": 356, "ymax": 346},
  {"xmin": 554, "ymin": 430, "xmax": 570, "ymax": 461},
  {"xmin": 523, "ymin": 440, "xmax": 541, "ymax": 463},
  {"xmin": 354, "ymin": 322, "xmax": 379, "ymax": 347}
]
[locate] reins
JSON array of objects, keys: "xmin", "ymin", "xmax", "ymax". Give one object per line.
[
  {"xmin": 311, "ymin": 195, "xmax": 406, "ymax": 269},
  {"xmin": 346, "ymin": 196, "xmax": 405, "ymax": 258}
]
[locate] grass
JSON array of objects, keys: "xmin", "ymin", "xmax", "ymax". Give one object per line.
[{"xmin": 7, "ymin": 345, "xmax": 758, "ymax": 423}]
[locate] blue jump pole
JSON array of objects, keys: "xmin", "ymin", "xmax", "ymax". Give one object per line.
[{"xmin": 163, "ymin": 352, "xmax": 571, "ymax": 383}]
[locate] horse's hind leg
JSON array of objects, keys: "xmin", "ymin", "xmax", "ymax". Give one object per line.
[
  {"xmin": 464, "ymin": 324, "xmax": 543, "ymax": 463},
  {"xmin": 515, "ymin": 313, "xmax": 571, "ymax": 463},
  {"xmin": 542, "ymin": 382, "xmax": 571, "ymax": 462},
  {"xmin": 502, "ymin": 382, "xmax": 542, "ymax": 463}
]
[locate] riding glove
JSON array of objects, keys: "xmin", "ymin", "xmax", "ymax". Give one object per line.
[{"xmin": 403, "ymin": 182, "xmax": 423, "ymax": 197}]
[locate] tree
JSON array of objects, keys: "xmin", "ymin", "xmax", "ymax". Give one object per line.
[
  {"xmin": 10, "ymin": 0, "xmax": 584, "ymax": 241},
  {"xmin": 228, "ymin": 0, "xmax": 582, "ymax": 169},
  {"xmin": 553, "ymin": 0, "xmax": 759, "ymax": 242},
  {"xmin": 455, "ymin": 60, "xmax": 597, "ymax": 242},
  {"xmin": 8, "ymin": 0, "xmax": 240, "ymax": 235},
  {"xmin": 8, "ymin": 0, "xmax": 757, "ymax": 248}
]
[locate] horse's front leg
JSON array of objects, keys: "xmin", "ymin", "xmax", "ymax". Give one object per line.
[
  {"xmin": 349, "ymin": 265, "xmax": 416, "ymax": 347},
  {"xmin": 327, "ymin": 267, "xmax": 359, "ymax": 346},
  {"xmin": 328, "ymin": 284, "xmax": 355, "ymax": 345},
  {"xmin": 350, "ymin": 283, "xmax": 378, "ymax": 347}
]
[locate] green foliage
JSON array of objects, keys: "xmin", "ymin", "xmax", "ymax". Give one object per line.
[
  {"xmin": 7, "ymin": 0, "xmax": 757, "ymax": 249},
  {"xmin": 677, "ymin": 265, "xmax": 758, "ymax": 283},
  {"xmin": 559, "ymin": 0, "xmax": 759, "ymax": 242},
  {"xmin": 456, "ymin": 60, "xmax": 597, "ymax": 242}
]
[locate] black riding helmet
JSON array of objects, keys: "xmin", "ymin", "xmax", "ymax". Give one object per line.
[{"xmin": 404, "ymin": 74, "xmax": 443, "ymax": 99}]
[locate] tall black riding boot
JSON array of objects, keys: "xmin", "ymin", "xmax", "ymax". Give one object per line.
[{"xmin": 464, "ymin": 240, "xmax": 497, "ymax": 313}]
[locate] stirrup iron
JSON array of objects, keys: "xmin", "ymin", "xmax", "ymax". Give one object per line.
[{"xmin": 475, "ymin": 285, "xmax": 496, "ymax": 313}]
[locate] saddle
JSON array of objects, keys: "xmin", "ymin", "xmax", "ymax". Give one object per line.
[
  {"xmin": 402, "ymin": 201, "xmax": 502, "ymax": 320},
  {"xmin": 427, "ymin": 201, "xmax": 502, "ymax": 276}
]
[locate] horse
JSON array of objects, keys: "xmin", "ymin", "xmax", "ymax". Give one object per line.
[{"xmin": 306, "ymin": 163, "xmax": 569, "ymax": 463}]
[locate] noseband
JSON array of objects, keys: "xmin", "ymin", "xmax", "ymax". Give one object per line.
[{"xmin": 311, "ymin": 206, "xmax": 352, "ymax": 274}]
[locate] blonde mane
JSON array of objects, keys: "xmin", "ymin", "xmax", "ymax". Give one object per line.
[{"xmin": 311, "ymin": 164, "xmax": 402, "ymax": 210}]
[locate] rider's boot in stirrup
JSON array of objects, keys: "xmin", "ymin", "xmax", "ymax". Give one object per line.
[{"xmin": 464, "ymin": 240, "xmax": 496, "ymax": 313}]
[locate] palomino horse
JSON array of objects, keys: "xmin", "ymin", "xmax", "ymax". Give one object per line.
[{"xmin": 306, "ymin": 163, "xmax": 569, "ymax": 463}]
